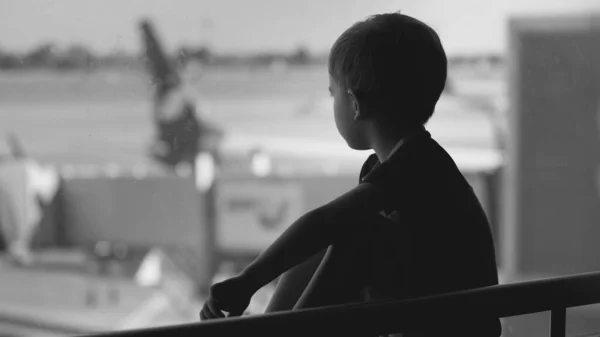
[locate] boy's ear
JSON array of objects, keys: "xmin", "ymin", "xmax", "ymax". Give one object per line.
[{"xmin": 347, "ymin": 89, "xmax": 364, "ymax": 121}]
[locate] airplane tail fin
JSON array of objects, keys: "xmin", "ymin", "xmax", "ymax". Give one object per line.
[{"xmin": 139, "ymin": 19, "xmax": 180, "ymax": 96}]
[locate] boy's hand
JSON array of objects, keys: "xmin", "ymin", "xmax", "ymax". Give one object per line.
[{"xmin": 200, "ymin": 275, "xmax": 253, "ymax": 321}]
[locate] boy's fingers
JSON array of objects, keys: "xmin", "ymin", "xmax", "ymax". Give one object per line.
[
  {"xmin": 200, "ymin": 302, "xmax": 217, "ymax": 320},
  {"xmin": 206, "ymin": 298, "xmax": 225, "ymax": 318},
  {"xmin": 201, "ymin": 308, "xmax": 220, "ymax": 320},
  {"xmin": 200, "ymin": 305, "xmax": 213, "ymax": 321}
]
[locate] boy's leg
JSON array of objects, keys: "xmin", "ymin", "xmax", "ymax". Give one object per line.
[
  {"xmin": 265, "ymin": 248, "xmax": 326, "ymax": 313},
  {"xmin": 292, "ymin": 213, "xmax": 400, "ymax": 310},
  {"xmin": 293, "ymin": 224, "xmax": 372, "ymax": 310}
]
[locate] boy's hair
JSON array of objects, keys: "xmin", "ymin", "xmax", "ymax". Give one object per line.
[{"xmin": 328, "ymin": 12, "xmax": 447, "ymax": 128}]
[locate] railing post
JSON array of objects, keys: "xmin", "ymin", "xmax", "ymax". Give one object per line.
[{"xmin": 550, "ymin": 307, "xmax": 566, "ymax": 337}]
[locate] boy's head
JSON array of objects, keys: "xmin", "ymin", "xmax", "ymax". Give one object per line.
[{"xmin": 328, "ymin": 12, "xmax": 447, "ymax": 149}]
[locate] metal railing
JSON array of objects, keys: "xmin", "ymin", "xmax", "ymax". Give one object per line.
[{"xmin": 85, "ymin": 271, "xmax": 600, "ymax": 337}]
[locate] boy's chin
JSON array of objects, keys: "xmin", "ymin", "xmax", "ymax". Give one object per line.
[{"xmin": 344, "ymin": 140, "xmax": 371, "ymax": 151}]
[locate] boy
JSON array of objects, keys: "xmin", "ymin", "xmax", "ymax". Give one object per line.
[{"xmin": 200, "ymin": 12, "xmax": 501, "ymax": 336}]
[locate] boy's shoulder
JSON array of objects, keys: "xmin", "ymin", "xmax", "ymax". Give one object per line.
[
  {"xmin": 358, "ymin": 132, "xmax": 473, "ymax": 212},
  {"xmin": 359, "ymin": 131, "xmax": 457, "ymax": 185}
]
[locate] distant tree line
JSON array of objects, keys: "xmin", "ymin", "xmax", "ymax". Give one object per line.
[
  {"xmin": 0, "ymin": 43, "xmax": 328, "ymax": 72},
  {"xmin": 0, "ymin": 43, "xmax": 142, "ymax": 71},
  {"xmin": 448, "ymin": 54, "xmax": 504, "ymax": 68},
  {"xmin": 176, "ymin": 45, "xmax": 319, "ymax": 65},
  {"xmin": 0, "ymin": 42, "xmax": 503, "ymax": 72}
]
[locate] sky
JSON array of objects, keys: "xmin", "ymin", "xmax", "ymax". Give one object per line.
[{"xmin": 1, "ymin": 0, "xmax": 600, "ymax": 56}]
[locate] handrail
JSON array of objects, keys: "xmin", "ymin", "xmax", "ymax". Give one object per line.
[{"xmin": 85, "ymin": 271, "xmax": 600, "ymax": 337}]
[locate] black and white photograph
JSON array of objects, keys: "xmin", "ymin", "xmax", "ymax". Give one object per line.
[{"xmin": 1, "ymin": 0, "xmax": 600, "ymax": 336}]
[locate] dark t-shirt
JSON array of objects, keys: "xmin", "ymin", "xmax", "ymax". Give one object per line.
[{"xmin": 358, "ymin": 130, "xmax": 501, "ymax": 337}]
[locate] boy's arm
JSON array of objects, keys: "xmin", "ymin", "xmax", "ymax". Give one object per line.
[{"xmin": 240, "ymin": 182, "xmax": 384, "ymax": 293}]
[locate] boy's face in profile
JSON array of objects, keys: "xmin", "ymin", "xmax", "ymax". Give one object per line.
[{"xmin": 329, "ymin": 75, "xmax": 369, "ymax": 151}]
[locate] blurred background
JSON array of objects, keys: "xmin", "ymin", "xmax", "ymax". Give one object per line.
[{"xmin": 1, "ymin": 0, "xmax": 600, "ymax": 336}]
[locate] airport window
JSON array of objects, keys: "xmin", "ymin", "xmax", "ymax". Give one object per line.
[{"xmin": 2, "ymin": 1, "xmax": 600, "ymax": 335}]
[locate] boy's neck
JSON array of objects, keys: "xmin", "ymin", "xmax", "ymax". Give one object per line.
[
  {"xmin": 371, "ymin": 125, "xmax": 424, "ymax": 163},
  {"xmin": 372, "ymin": 136, "xmax": 401, "ymax": 163}
]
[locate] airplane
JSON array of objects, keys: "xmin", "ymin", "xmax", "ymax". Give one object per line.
[{"xmin": 139, "ymin": 20, "xmax": 224, "ymax": 170}]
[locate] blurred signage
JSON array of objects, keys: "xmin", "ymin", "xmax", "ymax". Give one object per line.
[
  {"xmin": 216, "ymin": 180, "xmax": 304, "ymax": 252},
  {"xmin": 505, "ymin": 15, "xmax": 600, "ymax": 276}
]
